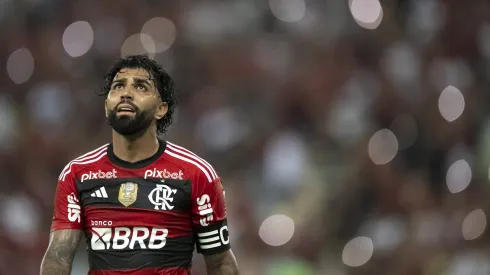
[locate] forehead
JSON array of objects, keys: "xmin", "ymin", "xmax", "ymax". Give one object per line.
[{"xmin": 113, "ymin": 68, "xmax": 152, "ymax": 81}]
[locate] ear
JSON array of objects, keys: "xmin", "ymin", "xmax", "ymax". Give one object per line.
[{"xmin": 155, "ymin": 102, "xmax": 168, "ymax": 120}]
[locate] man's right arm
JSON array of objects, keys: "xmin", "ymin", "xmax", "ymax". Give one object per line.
[
  {"xmin": 40, "ymin": 229, "xmax": 82, "ymax": 275},
  {"xmin": 43, "ymin": 162, "xmax": 85, "ymax": 274}
]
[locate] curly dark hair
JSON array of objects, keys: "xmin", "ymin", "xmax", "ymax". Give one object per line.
[{"xmin": 100, "ymin": 54, "xmax": 177, "ymax": 135}]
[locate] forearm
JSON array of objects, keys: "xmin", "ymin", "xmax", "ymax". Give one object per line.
[
  {"xmin": 40, "ymin": 229, "xmax": 81, "ymax": 275},
  {"xmin": 208, "ymin": 263, "xmax": 239, "ymax": 275},
  {"xmin": 40, "ymin": 258, "xmax": 72, "ymax": 275},
  {"xmin": 205, "ymin": 250, "xmax": 239, "ymax": 275}
]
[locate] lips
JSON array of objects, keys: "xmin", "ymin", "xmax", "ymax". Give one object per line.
[{"xmin": 116, "ymin": 104, "xmax": 136, "ymax": 113}]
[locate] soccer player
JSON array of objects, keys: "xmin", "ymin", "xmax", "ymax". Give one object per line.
[{"xmin": 40, "ymin": 55, "xmax": 239, "ymax": 275}]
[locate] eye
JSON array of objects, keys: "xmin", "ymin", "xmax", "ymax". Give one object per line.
[
  {"xmin": 113, "ymin": 83, "xmax": 124, "ymax": 90},
  {"xmin": 136, "ymin": 85, "xmax": 147, "ymax": 91}
]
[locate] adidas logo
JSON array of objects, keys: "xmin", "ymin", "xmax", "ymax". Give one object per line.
[{"xmin": 91, "ymin": 187, "xmax": 108, "ymax": 198}]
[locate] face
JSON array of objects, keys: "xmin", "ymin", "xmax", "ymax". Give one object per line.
[{"xmin": 105, "ymin": 68, "xmax": 168, "ymax": 136}]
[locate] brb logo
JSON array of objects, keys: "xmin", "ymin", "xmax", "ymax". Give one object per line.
[
  {"xmin": 144, "ymin": 168, "xmax": 184, "ymax": 180},
  {"xmin": 197, "ymin": 194, "xmax": 214, "ymax": 226},
  {"xmin": 91, "ymin": 227, "xmax": 168, "ymax": 250},
  {"xmin": 81, "ymin": 169, "xmax": 118, "ymax": 182},
  {"xmin": 67, "ymin": 193, "xmax": 81, "ymax": 223},
  {"xmin": 148, "ymin": 183, "xmax": 177, "ymax": 210}
]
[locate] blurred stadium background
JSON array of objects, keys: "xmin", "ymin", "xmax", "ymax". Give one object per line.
[{"xmin": 1, "ymin": 0, "xmax": 490, "ymax": 274}]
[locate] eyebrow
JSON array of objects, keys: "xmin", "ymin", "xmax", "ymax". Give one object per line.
[
  {"xmin": 134, "ymin": 78, "xmax": 153, "ymax": 87},
  {"xmin": 112, "ymin": 77, "xmax": 153, "ymax": 87}
]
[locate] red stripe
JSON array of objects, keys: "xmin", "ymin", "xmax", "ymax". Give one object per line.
[
  {"xmin": 88, "ymin": 266, "xmax": 190, "ymax": 275},
  {"xmin": 166, "ymin": 143, "xmax": 218, "ymax": 179},
  {"xmin": 83, "ymin": 206, "xmax": 193, "ymax": 238},
  {"xmin": 164, "ymin": 147, "xmax": 213, "ymax": 182},
  {"xmin": 60, "ymin": 144, "xmax": 109, "ymax": 177}
]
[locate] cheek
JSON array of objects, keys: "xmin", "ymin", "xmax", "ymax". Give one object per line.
[{"xmin": 106, "ymin": 97, "xmax": 118, "ymax": 111}]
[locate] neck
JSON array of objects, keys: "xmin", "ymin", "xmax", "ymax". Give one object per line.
[{"xmin": 111, "ymin": 127, "xmax": 160, "ymax": 163}]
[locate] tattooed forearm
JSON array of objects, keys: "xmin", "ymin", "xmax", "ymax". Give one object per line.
[
  {"xmin": 204, "ymin": 250, "xmax": 239, "ymax": 275},
  {"xmin": 40, "ymin": 229, "xmax": 82, "ymax": 275}
]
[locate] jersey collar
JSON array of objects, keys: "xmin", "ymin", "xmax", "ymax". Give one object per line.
[{"xmin": 107, "ymin": 139, "xmax": 167, "ymax": 169}]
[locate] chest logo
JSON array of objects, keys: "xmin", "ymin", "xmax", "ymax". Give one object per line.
[
  {"xmin": 118, "ymin": 182, "xmax": 138, "ymax": 207},
  {"xmin": 148, "ymin": 181, "xmax": 177, "ymax": 210}
]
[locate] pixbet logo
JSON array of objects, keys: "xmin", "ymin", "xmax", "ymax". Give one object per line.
[
  {"xmin": 91, "ymin": 227, "xmax": 168, "ymax": 250},
  {"xmin": 67, "ymin": 193, "xmax": 81, "ymax": 223},
  {"xmin": 144, "ymin": 168, "xmax": 184, "ymax": 180},
  {"xmin": 197, "ymin": 194, "xmax": 214, "ymax": 226},
  {"xmin": 81, "ymin": 169, "xmax": 118, "ymax": 182}
]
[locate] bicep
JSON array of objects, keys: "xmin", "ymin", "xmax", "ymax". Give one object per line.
[
  {"xmin": 204, "ymin": 250, "xmax": 239, "ymax": 275},
  {"xmin": 42, "ymin": 229, "xmax": 83, "ymax": 267}
]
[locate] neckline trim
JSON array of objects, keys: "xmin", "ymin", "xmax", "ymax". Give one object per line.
[{"xmin": 107, "ymin": 139, "xmax": 166, "ymax": 169}]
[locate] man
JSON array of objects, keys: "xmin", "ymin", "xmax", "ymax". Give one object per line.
[{"xmin": 40, "ymin": 55, "xmax": 239, "ymax": 275}]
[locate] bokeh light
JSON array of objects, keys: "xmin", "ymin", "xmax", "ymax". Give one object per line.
[
  {"xmin": 462, "ymin": 209, "xmax": 487, "ymax": 241},
  {"xmin": 259, "ymin": 214, "xmax": 295, "ymax": 246},
  {"xmin": 438, "ymin": 85, "xmax": 465, "ymax": 122},
  {"xmin": 141, "ymin": 17, "xmax": 177, "ymax": 54},
  {"xmin": 6, "ymin": 48, "xmax": 34, "ymax": 84},
  {"xmin": 121, "ymin": 33, "xmax": 156, "ymax": 58},
  {"xmin": 446, "ymin": 159, "xmax": 472, "ymax": 194},
  {"xmin": 368, "ymin": 129, "xmax": 399, "ymax": 165},
  {"xmin": 62, "ymin": 21, "xmax": 94, "ymax": 57},
  {"xmin": 342, "ymin": 236, "xmax": 374, "ymax": 267},
  {"xmin": 349, "ymin": 0, "xmax": 383, "ymax": 30},
  {"xmin": 269, "ymin": 0, "xmax": 306, "ymax": 23}
]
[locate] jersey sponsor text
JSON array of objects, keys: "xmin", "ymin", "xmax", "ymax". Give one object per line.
[
  {"xmin": 67, "ymin": 193, "xmax": 81, "ymax": 223},
  {"xmin": 144, "ymin": 168, "xmax": 184, "ymax": 180},
  {"xmin": 91, "ymin": 226, "xmax": 168, "ymax": 250},
  {"xmin": 197, "ymin": 194, "xmax": 214, "ymax": 226},
  {"xmin": 81, "ymin": 169, "xmax": 118, "ymax": 182}
]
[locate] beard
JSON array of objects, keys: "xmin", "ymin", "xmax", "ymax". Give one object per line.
[{"xmin": 107, "ymin": 105, "xmax": 154, "ymax": 136}]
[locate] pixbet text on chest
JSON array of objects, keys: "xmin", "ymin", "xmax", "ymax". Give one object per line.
[
  {"xmin": 81, "ymin": 169, "xmax": 118, "ymax": 182},
  {"xmin": 144, "ymin": 168, "xmax": 184, "ymax": 180}
]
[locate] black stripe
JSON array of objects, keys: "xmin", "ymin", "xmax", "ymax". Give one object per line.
[
  {"xmin": 77, "ymin": 178, "xmax": 192, "ymax": 211},
  {"xmin": 107, "ymin": 139, "xmax": 167, "ymax": 169},
  {"xmin": 87, "ymin": 235, "xmax": 195, "ymax": 270}
]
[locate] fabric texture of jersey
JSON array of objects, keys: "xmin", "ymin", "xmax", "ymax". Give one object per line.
[{"xmin": 51, "ymin": 140, "xmax": 230, "ymax": 275}]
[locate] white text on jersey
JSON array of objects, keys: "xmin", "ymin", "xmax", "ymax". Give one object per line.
[
  {"xmin": 197, "ymin": 194, "xmax": 214, "ymax": 226},
  {"xmin": 81, "ymin": 169, "xmax": 118, "ymax": 182},
  {"xmin": 91, "ymin": 227, "xmax": 168, "ymax": 250},
  {"xmin": 144, "ymin": 168, "xmax": 184, "ymax": 180},
  {"xmin": 67, "ymin": 193, "xmax": 81, "ymax": 223}
]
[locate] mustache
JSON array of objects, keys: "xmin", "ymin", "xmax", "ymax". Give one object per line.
[{"xmin": 114, "ymin": 100, "xmax": 139, "ymax": 112}]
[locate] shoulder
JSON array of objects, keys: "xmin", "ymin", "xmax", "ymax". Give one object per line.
[
  {"xmin": 163, "ymin": 141, "xmax": 219, "ymax": 184},
  {"xmin": 58, "ymin": 143, "xmax": 110, "ymax": 182}
]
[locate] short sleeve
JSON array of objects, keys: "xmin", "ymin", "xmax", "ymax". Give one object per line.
[
  {"xmin": 192, "ymin": 171, "xmax": 230, "ymax": 255},
  {"xmin": 50, "ymin": 171, "xmax": 83, "ymax": 232}
]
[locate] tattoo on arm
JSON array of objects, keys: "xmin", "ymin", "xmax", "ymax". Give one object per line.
[
  {"xmin": 204, "ymin": 250, "xmax": 239, "ymax": 275},
  {"xmin": 40, "ymin": 229, "xmax": 82, "ymax": 275}
]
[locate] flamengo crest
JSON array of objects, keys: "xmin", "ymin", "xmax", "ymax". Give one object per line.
[{"xmin": 148, "ymin": 180, "xmax": 177, "ymax": 210}]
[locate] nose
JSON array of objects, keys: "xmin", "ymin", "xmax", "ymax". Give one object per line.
[{"xmin": 120, "ymin": 87, "xmax": 133, "ymax": 100}]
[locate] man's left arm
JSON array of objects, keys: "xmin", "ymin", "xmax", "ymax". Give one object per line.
[
  {"xmin": 191, "ymin": 171, "xmax": 239, "ymax": 274},
  {"xmin": 204, "ymin": 250, "xmax": 239, "ymax": 275}
]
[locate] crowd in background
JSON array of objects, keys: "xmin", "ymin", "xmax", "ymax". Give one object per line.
[{"xmin": 1, "ymin": 0, "xmax": 490, "ymax": 274}]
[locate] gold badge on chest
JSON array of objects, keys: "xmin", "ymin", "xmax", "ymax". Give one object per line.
[{"xmin": 118, "ymin": 182, "xmax": 138, "ymax": 207}]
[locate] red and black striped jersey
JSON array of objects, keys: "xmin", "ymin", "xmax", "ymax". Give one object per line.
[{"xmin": 50, "ymin": 140, "xmax": 231, "ymax": 275}]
